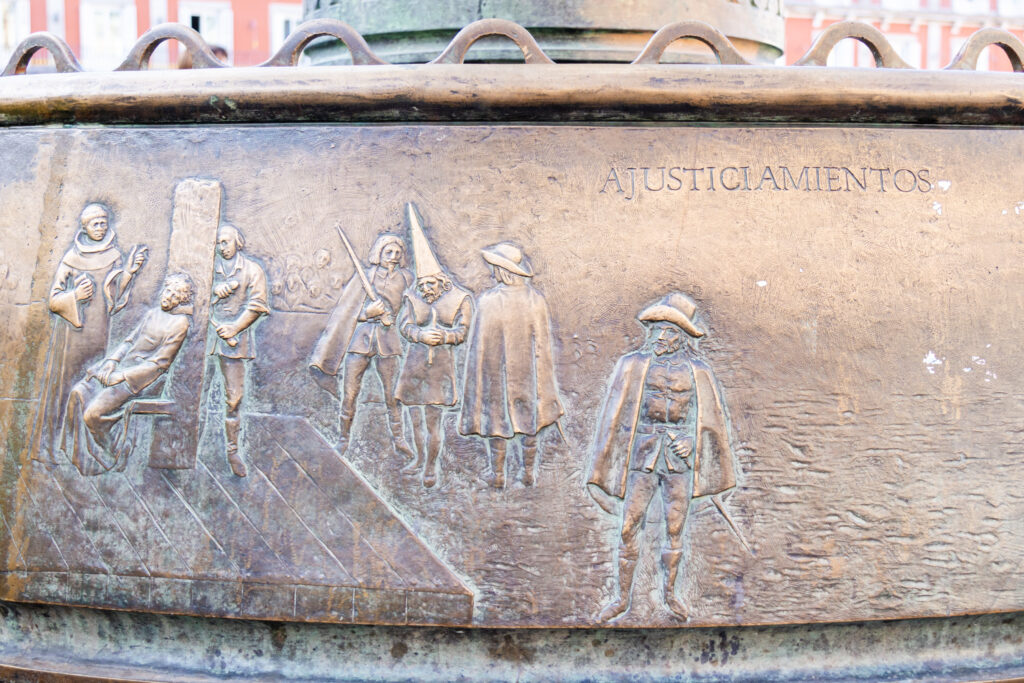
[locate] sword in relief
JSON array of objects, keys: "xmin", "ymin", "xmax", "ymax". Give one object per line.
[
  {"xmin": 335, "ymin": 225, "xmax": 394, "ymax": 327},
  {"xmin": 668, "ymin": 430, "xmax": 753, "ymax": 556},
  {"xmin": 711, "ymin": 494, "xmax": 755, "ymax": 557}
]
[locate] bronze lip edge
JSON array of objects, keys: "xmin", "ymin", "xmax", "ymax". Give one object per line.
[{"xmin": 0, "ymin": 66, "xmax": 1023, "ymax": 126}]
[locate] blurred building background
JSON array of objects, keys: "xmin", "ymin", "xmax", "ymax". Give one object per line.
[
  {"xmin": 0, "ymin": 0, "xmax": 1021, "ymax": 69},
  {"xmin": 0, "ymin": 0, "xmax": 302, "ymax": 69},
  {"xmin": 786, "ymin": 0, "xmax": 1024, "ymax": 69}
]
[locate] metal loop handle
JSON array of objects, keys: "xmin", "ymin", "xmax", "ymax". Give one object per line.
[
  {"xmin": 260, "ymin": 18, "xmax": 387, "ymax": 66},
  {"xmin": 945, "ymin": 28, "xmax": 1024, "ymax": 71},
  {"xmin": 2, "ymin": 32, "xmax": 83, "ymax": 76},
  {"xmin": 794, "ymin": 21, "xmax": 913, "ymax": 68},
  {"xmin": 431, "ymin": 19, "xmax": 554, "ymax": 64},
  {"xmin": 116, "ymin": 24, "xmax": 226, "ymax": 71},
  {"xmin": 632, "ymin": 21, "xmax": 749, "ymax": 65}
]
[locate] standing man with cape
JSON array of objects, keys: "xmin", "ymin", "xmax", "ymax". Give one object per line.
[
  {"xmin": 586, "ymin": 292, "xmax": 740, "ymax": 623},
  {"xmin": 459, "ymin": 243, "xmax": 564, "ymax": 488}
]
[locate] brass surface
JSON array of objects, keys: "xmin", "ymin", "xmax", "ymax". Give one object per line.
[
  {"xmin": 1, "ymin": 122, "xmax": 1023, "ymax": 628},
  {"xmin": 0, "ymin": 20, "xmax": 1023, "ymax": 636},
  {"xmin": 2, "ymin": 21, "xmax": 1023, "ymax": 127}
]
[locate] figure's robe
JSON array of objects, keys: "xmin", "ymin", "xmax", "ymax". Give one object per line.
[
  {"xmin": 459, "ymin": 283, "xmax": 564, "ymax": 438},
  {"xmin": 587, "ymin": 350, "xmax": 736, "ymax": 501},
  {"xmin": 395, "ymin": 286, "xmax": 472, "ymax": 407},
  {"xmin": 27, "ymin": 230, "xmax": 135, "ymax": 465}
]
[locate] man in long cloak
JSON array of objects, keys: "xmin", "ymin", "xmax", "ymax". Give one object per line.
[
  {"xmin": 586, "ymin": 292, "xmax": 737, "ymax": 623},
  {"xmin": 27, "ymin": 203, "xmax": 148, "ymax": 466},
  {"xmin": 395, "ymin": 204, "xmax": 472, "ymax": 487},
  {"xmin": 63, "ymin": 273, "xmax": 193, "ymax": 475},
  {"xmin": 458, "ymin": 243, "xmax": 563, "ymax": 488},
  {"xmin": 309, "ymin": 233, "xmax": 415, "ymax": 459}
]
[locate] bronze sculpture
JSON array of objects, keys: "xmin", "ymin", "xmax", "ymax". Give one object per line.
[{"xmin": 0, "ymin": 20, "xmax": 1021, "ymax": 651}]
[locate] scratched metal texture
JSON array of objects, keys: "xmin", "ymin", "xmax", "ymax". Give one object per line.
[
  {"xmin": 2, "ymin": 125, "xmax": 1024, "ymax": 630},
  {"xmin": 0, "ymin": 602, "xmax": 1022, "ymax": 681}
]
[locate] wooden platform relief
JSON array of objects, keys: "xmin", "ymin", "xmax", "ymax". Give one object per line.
[{"xmin": 1, "ymin": 124, "xmax": 1023, "ymax": 627}]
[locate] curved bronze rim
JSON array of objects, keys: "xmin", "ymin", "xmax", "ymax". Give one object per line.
[{"xmin": 0, "ymin": 19, "xmax": 1020, "ymax": 127}]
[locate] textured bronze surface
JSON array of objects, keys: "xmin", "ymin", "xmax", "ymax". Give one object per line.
[
  {"xmin": 1, "ymin": 20, "xmax": 1024, "ymax": 634},
  {"xmin": 1, "ymin": 122, "xmax": 1022, "ymax": 628}
]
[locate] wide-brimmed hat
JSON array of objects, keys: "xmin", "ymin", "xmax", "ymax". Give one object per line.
[
  {"xmin": 638, "ymin": 292, "xmax": 706, "ymax": 338},
  {"xmin": 481, "ymin": 242, "xmax": 533, "ymax": 278}
]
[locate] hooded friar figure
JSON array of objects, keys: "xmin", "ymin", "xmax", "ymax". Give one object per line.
[
  {"xmin": 586, "ymin": 292, "xmax": 737, "ymax": 623},
  {"xmin": 27, "ymin": 202, "xmax": 147, "ymax": 466},
  {"xmin": 458, "ymin": 242, "xmax": 564, "ymax": 488},
  {"xmin": 394, "ymin": 203, "xmax": 472, "ymax": 487}
]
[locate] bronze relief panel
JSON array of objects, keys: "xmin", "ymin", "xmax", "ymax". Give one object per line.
[{"xmin": 0, "ymin": 124, "xmax": 1018, "ymax": 627}]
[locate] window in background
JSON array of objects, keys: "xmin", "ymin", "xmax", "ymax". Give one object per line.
[
  {"xmin": 148, "ymin": 0, "xmax": 170, "ymax": 67},
  {"xmin": 46, "ymin": 0, "xmax": 64, "ymax": 37},
  {"xmin": 997, "ymin": 0, "xmax": 1024, "ymax": 15},
  {"xmin": 79, "ymin": 0, "xmax": 138, "ymax": 71},
  {"xmin": 178, "ymin": 0, "xmax": 233, "ymax": 60},
  {"xmin": 270, "ymin": 3, "xmax": 304, "ymax": 58},
  {"xmin": 951, "ymin": 0, "xmax": 991, "ymax": 14},
  {"xmin": 824, "ymin": 34, "xmax": 874, "ymax": 65},
  {"xmin": 0, "ymin": 0, "xmax": 31, "ymax": 66},
  {"xmin": 888, "ymin": 33, "xmax": 922, "ymax": 67},
  {"xmin": 881, "ymin": 0, "xmax": 922, "ymax": 12}
]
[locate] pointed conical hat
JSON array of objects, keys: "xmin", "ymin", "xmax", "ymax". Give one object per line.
[{"xmin": 406, "ymin": 203, "xmax": 443, "ymax": 279}]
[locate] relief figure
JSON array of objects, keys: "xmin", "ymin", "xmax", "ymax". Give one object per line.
[
  {"xmin": 458, "ymin": 243, "xmax": 564, "ymax": 488},
  {"xmin": 27, "ymin": 203, "xmax": 148, "ymax": 465},
  {"xmin": 587, "ymin": 293, "xmax": 738, "ymax": 622},
  {"xmin": 209, "ymin": 224, "xmax": 270, "ymax": 477},
  {"xmin": 309, "ymin": 231, "xmax": 415, "ymax": 459},
  {"xmin": 269, "ymin": 248, "xmax": 343, "ymax": 312},
  {"xmin": 62, "ymin": 273, "xmax": 194, "ymax": 475},
  {"xmin": 395, "ymin": 204, "xmax": 473, "ymax": 487}
]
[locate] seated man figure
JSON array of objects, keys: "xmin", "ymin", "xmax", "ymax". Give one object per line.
[{"xmin": 62, "ymin": 273, "xmax": 194, "ymax": 476}]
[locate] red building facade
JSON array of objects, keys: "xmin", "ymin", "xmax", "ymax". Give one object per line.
[
  {"xmin": 3, "ymin": 0, "xmax": 1022, "ymax": 70},
  {"xmin": 785, "ymin": 0, "xmax": 1024, "ymax": 69},
  {"xmin": 1, "ymin": 0, "xmax": 302, "ymax": 68}
]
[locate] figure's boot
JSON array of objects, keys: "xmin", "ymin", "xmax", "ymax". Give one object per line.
[
  {"xmin": 224, "ymin": 417, "xmax": 246, "ymax": 477},
  {"xmin": 423, "ymin": 443, "xmax": 439, "ymax": 488},
  {"xmin": 521, "ymin": 435, "xmax": 537, "ymax": 486},
  {"xmin": 336, "ymin": 409, "xmax": 354, "ymax": 456},
  {"xmin": 598, "ymin": 549, "xmax": 637, "ymax": 622},
  {"xmin": 488, "ymin": 438, "xmax": 508, "ymax": 489},
  {"xmin": 661, "ymin": 549, "xmax": 689, "ymax": 621},
  {"xmin": 422, "ymin": 414, "xmax": 442, "ymax": 488},
  {"xmin": 388, "ymin": 405, "xmax": 416, "ymax": 462},
  {"xmin": 403, "ymin": 408, "xmax": 426, "ymax": 473}
]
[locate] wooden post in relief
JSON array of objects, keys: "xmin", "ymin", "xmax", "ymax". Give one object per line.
[{"xmin": 147, "ymin": 179, "xmax": 221, "ymax": 469}]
